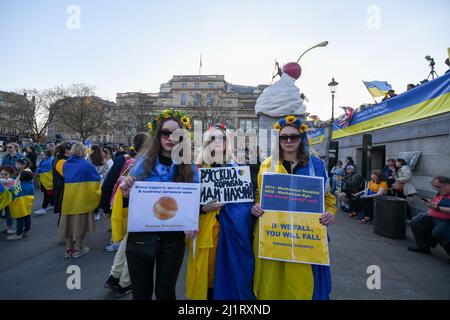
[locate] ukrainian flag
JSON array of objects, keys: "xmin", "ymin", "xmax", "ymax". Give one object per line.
[
  {"xmin": 35, "ymin": 157, "xmax": 54, "ymax": 191},
  {"xmin": 62, "ymin": 156, "xmax": 101, "ymax": 215},
  {"xmin": 363, "ymin": 81, "xmax": 392, "ymax": 97},
  {"xmin": 0, "ymin": 183, "xmax": 13, "ymax": 210},
  {"xmin": 9, "ymin": 181, "xmax": 35, "ymax": 219}
]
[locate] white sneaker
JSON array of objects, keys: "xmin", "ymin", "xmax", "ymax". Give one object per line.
[
  {"xmin": 7, "ymin": 234, "xmax": 23, "ymax": 241},
  {"xmin": 94, "ymin": 213, "xmax": 101, "ymax": 221},
  {"xmin": 6, "ymin": 229, "xmax": 17, "ymax": 234},
  {"xmin": 46, "ymin": 205, "xmax": 54, "ymax": 211},
  {"xmin": 35, "ymin": 209, "xmax": 48, "ymax": 215}
]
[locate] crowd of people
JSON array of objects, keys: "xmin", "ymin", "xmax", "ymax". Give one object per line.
[
  {"xmin": 329, "ymin": 156, "xmax": 450, "ymax": 263},
  {"xmin": 0, "ymin": 108, "xmax": 449, "ymax": 300}
]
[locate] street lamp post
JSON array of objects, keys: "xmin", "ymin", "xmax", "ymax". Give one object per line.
[
  {"xmin": 296, "ymin": 41, "xmax": 329, "ymax": 63},
  {"xmin": 325, "ymin": 77, "xmax": 339, "ymax": 168}
]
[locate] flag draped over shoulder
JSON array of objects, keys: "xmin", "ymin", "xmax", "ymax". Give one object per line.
[
  {"xmin": 0, "ymin": 183, "xmax": 13, "ymax": 210},
  {"xmin": 36, "ymin": 157, "xmax": 54, "ymax": 190},
  {"xmin": 9, "ymin": 181, "xmax": 35, "ymax": 219},
  {"xmin": 363, "ymin": 81, "xmax": 392, "ymax": 97},
  {"xmin": 62, "ymin": 156, "xmax": 101, "ymax": 215}
]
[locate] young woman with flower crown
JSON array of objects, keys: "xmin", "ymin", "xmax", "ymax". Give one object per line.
[
  {"xmin": 185, "ymin": 124, "xmax": 256, "ymax": 300},
  {"xmin": 120, "ymin": 109, "xmax": 198, "ymax": 300},
  {"xmin": 251, "ymin": 115, "xmax": 336, "ymax": 300}
]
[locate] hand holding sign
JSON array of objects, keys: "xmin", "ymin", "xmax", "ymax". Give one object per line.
[
  {"xmin": 251, "ymin": 204, "xmax": 264, "ymax": 217},
  {"xmin": 319, "ymin": 212, "xmax": 335, "ymax": 226},
  {"xmin": 201, "ymin": 200, "xmax": 224, "ymax": 213}
]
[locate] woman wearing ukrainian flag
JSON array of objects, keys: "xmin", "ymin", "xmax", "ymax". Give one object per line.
[
  {"xmin": 34, "ymin": 150, "xmax": 55, "ymax": 216},
  {"xmin": 120, "ymin": 109, "xmax": 198, "ymax": 300},
  {"xmin": 251, "ymin": 115, "xmax": 336, "ymax": 300},
  {"xmin": 186, "ymin": 124, "xmax": 256, "ymax": 300},
  {"xmin": 57, "ymin": 142, "xmax": 101, "ymax": 259}
]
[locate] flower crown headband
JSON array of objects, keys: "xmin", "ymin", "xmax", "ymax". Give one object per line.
[
  {"xmin": 147, "ymin": 109, "xmax": 192, "ymax": 136},
  {"xmin": 274, "ymin": 115, "xmax": 311, "ymax": 154},
  {"xmin": 273, "ymin": 115, "xmax": 308, "ymax": 134}
]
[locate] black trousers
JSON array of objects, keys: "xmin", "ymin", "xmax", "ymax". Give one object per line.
[
  {"xmin": 126, "ymin": 231, "xmax": 185, "ymax": 300},
  {"xmin": 41, "ymin": 186, "xmax": 54, "ymax": 209}
]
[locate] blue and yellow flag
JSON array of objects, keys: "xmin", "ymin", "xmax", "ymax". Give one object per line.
[
  {"xmin": 9, "ymin": 181, "xmax": 35, "ymax": 219},
  {"xmin": 363, "ymin": 80, "xmax": 392, "ymax": 97},
  {"xmin": 0, "ymin": 183, "xmax": 13, "ymax": 210},
  {"xmin": 35, "ymin": 157, "xmax": 54, "ymax": 191},
  {"xmin": 62, "ymin": 156, "xmax": 101, "ymax": 215}
]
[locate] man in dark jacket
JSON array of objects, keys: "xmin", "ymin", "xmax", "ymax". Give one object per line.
[{"xmin": 338, "ymin": 165, "xmax": 364, "ymax": 212}]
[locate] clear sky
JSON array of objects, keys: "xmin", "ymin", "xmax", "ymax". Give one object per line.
[{"xmin": 1, "ymin": 0, "xmax": 449, "ymax": 119}]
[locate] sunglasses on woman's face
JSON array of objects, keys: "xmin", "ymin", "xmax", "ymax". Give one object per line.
[
  {"xmin": 7, "ymin": 146, "xmax": 13, "ymax": 149},
  {"xmin": 279, "ymin": 134, "xmax": 301, "ymax": 143},
  {"xmin": 159, "ymin": 130, "xmax": 174, "ymax": 139}
]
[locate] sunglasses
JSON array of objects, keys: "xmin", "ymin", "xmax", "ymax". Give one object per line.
[
  {"xmin": 279, "ymin": 135, "xmax": 301, "ymax": 143},
  {"xmin": 7, "ymin": 146, "xmax": 14, "ymax": 149},
  {"xmin": 159, "ymin": 130, "xmax": 174, "ymax": 139}
]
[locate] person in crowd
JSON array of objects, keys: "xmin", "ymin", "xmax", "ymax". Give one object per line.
[
  {"xmin": 186, "ymin": 124, "xmax": 256, "ymax": 300},
  {"xmin": 406, "ymin": 83, "xmax": 416, "ymax": 91},
  {"xmin": 114, "ymin": 144, "xmax": 129, "ymax": 161},
  {"xmin": 338, "ymin": 164, "xmax": 364, "ymax": 215},
  {"xmin": 24, "ymin": 145, "xmax": 37, "ymax": 172},
  {"xmin": 330, "ymin": 160, "xmax": 345, "ymax": 195},
  {"xmin": 251, "ymin": 115, "xmax": 336, "ymax": 300},
  {"xmin": 89, "ymin": 145, "xmax": 109, "ymax": 221},
  {"xmin": 0, "ymin": 166, "xmax": 15, "ymax": 234},
  {"xmin": 103, "ymin": 132, "xmax": 149, "ymax": 298},
  {"xmin": 47, "ymin": 143, "xmax": 56, "ymax": 156},
  {"xmin": 57, "ymin": 142, "xmax": 101, "ymax": 259},
  {"xmin": 343, "ymin": 156, "xmax": 356, "ymax": 171},
  {"xmin": 120, "ymin": 109, "xmax": 198, "ymax": 300},
  {"xmin": 6, "ymin": 170, "xmax": 35, "ymax": 240},
  {"xmin": 2, "ymin": 142, "xmax": 23, "ymax": 176},
  {"xmin": 353, "ymin": 170, "xmax": 388, "ymax": 223},
  {"xmin": 382, "ymin": 89, "xmax": 397, "ymax": 101},
  {"xmin": 101, "ymin": 133, "xmax": 148, "ymax": 252},
  {"xmin": 53, "ymin": 142, "xmax": 73, "ymax": 226},
  {"xmin": 34, "ymin": 150, "xmax": 55, "ymax": 215},
  {"xmin": 102, "ymin": 148, "xmax": 114, "ymax": 172},
  {"xmin": 383, "ymin": 158, "xmax": 397, "ymax": 190},
  {"xmin": 408, "ymin": 176, "xmax": 450, "ymax": 264},
  {"xmin": 392, "ymin": 158, "xmax": 417, "ymax": 198}
]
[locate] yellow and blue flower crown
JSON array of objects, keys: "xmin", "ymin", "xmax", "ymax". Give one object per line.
[
  {"xmin": 273, "ymin": 115, "xmax": 308, "ymax": 133},
  {"xmin": 147, "ymin": 109, "xmax": 192, "ymax": 135}
]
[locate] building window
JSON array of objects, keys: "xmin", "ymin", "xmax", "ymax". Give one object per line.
[
  {"xmin": 207, "ymin": 83, "xmax": 213, "ymax": 89},
  {"xmin": 194, "ymin": 93, "xmax": 201, "ymax": 106},
  {"xmin": 206, "ymin": 93, "xmax": 213, "ymax": 106},
  {"xmin": 180, "ymin": 94, "xmax": 187, "ymax": 106},
  {"xmin": 227, "ymin": 100, "xmax": 233, "ymax": 104},
  {"xmin": 239, "ymin": 119, "xmax": 257, "ymax": 131},
  {"xmin": 181, "ymin": 83, "xmax": 187, "ymax": 89},
  {"xmin": 195, "ymin": 83, "xmax": 200, "ymax": 89}
]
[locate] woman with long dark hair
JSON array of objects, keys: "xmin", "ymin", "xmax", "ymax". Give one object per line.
[{"xmin": 120, "ymin": 109, "xmax": 198, "ymax": 300}]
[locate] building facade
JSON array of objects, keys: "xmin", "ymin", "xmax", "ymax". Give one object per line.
[{"xmin": 0, "ymin": 91, "xmax": 32, "ymax": 144}]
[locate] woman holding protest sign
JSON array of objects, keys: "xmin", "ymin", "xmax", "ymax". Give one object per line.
[
  {"xmin": 251, "ymin": 115, "xmax": 336, "ymax": 300},
  {"xmin": 186, "ymin": 124, "xmax": 256, "ymax": 300},
  {"xmin": 120, "ymin": 109, "xmax": 198, "ymax": 300}
]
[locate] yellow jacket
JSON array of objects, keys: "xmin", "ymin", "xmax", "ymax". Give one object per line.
[
  {"xmin": 253, "ymin": 156, "xmax": 336, "ymax": 300},
  {"xmin": 111, "ymin": 187, "xmax": 128, "ymax": 243},
  {"xmin": 185, "ymin": 165, "xmax": 221, "ymax": 300}
]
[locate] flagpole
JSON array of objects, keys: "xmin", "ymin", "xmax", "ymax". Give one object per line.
[
  {"xmin": 362, "ymin": 81, "xmax": 378, "ymax": 104},
  {"xmin": 199, "ymin": 54, "xmax": 202, "ymax": 76}
]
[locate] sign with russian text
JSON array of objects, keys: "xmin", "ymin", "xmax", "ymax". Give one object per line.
[
  {"xmin": 199, "ymin": 166, "xmax": 253, "ymax": 205},
  {"xmin": 128, "ymin": 181, "xmax": 200, "ymax": 232},
  {"xmin": 259, "ymin": 173, "xmax": 329, "ymax": 265}
]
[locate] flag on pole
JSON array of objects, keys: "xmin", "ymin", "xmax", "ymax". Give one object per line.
[
  {"xmin": 335, "ymin": 107, "xmax": 355, "ymax": 128},
  {"xmin": 363, "ymin": 81, "xmax": 392, "ymax": 97}
]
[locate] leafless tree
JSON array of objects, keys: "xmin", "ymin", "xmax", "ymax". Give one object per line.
[
  {"xmin": 3, "ymin": 87, "xmax": 65, "ymax": 143},
  {"xmin": 54, "ymin": 84, "xmax": 112, "ymax": 142}
]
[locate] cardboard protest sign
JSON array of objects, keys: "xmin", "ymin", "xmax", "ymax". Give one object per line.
[
  {"xmin": 199, "ymin": 166, "xmax": 253, "ymax": 205},
  {"xmin": 128, "ymin": 181, "xmax": 201, "ymax": 232},
  {"xmin": 259, "ymin": 173, "xmax": 330, "ymax": 265}
]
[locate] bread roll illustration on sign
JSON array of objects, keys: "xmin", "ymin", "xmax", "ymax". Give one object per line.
[{"xmin": 153, "ymin": 196, "xmax": 178, "ymax": 220}]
